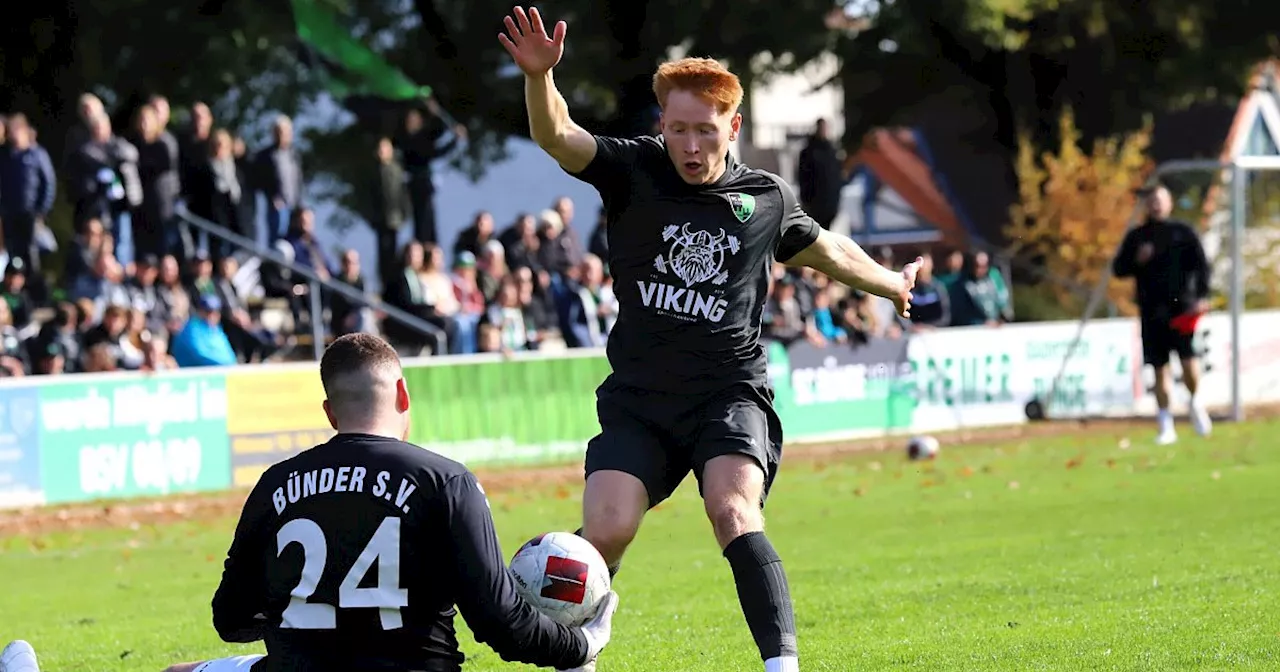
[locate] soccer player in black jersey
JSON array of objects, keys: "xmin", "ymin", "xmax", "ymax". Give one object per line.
[
  {"xmin": 145, "ymin": 334, "xmax": 618, "ymax": 672},
  {"xmin": 500, "ymin": 7, "xmax": 921, "ymax": 672}
]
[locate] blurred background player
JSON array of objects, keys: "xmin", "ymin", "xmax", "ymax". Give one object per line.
[
  {"xmin": 0, "ymin": 333, "xmax": 618, "ymax": 672},
  {"xmin": 1113, "ymin": 184, "xmax": 1213, "ymax": 445}
]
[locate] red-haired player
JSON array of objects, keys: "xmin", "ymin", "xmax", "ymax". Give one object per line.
[{"xmin": 501, "ymin": 7, "xmax": 922, "ymax": 671}]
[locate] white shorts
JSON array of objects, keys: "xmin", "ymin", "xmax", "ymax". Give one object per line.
[{"xmin": 192, "ymin": 655, "xmax": 264, "ymax": 672}]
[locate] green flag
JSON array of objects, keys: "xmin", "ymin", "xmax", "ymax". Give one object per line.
[{"xmin": 291, "ymin": 0, "xmax": 431, "ymax": 101}]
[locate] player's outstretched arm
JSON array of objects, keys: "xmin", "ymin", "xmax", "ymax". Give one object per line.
[
  {"xmin": 787, "ymin": 228, "xmax": 921, "ymax": 318},
  {"xmin": 442, "ymin": 472, "xmax": 612, "ymax": 669},
  {"xmin": 499, "ymin": 6, "xmax": 597, "ymax": 173}
]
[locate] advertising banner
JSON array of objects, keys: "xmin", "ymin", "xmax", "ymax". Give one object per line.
[
  {"xmin": 0, "ymin": 385, "xmax": 43, "ymax": 508},
  {"xmin": 403, "ymin": 353, "xmax": 610, "ymax": 465},
  {"xmin": 906, "ymin": 320, "xmax": 1139, "ymax": 431},
  {"xmin": 37, "ymin": 373, "xmax": 231, "ymax": 504},
  {"xmin": 225, "ymin": 368, "xmax": 334, "ymax": 488},
  {"xmin": 766, "ymin": 337, "xmax": 916, "ymax": 441}
]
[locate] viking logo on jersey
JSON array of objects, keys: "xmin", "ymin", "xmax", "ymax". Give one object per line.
[{"xmin": 642, "ymin": 223, "xmax": 740, "ymax": 323}]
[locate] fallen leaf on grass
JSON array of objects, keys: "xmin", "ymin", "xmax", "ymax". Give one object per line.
[
  {"xmin": 1065, "ymin": 456, "xmax": 1084, "ymax": 469},
  {"xmin": 920, "ymin": 479, "xmax": 935, "ymax": 488},
  {"xmin": 853, "ymin": 487, "xmax": 865, "ymax": 497},
  {"xmin": 868, "ymin": 461, "xmax": 882, "ymax": 472},
  {"xmin": 1118, "ymin": 438, "xmax": 1131, "ymax": 450},
  {"xmin": 119, "ymin": 650, "xmax": 132, "ymax": 660},
  {"xmin": 1211, "ymin": 471, "xmax": 1222, "ymax": 480},
  {"xmin": 1105, "ymin": 459, "xmax": 1116, "ymax": 469},
  {"xmin": 553, "ymin": 486, "xmax": 571, "ymax": 500},
  {"xmin": 1007, "ymin": 481, "xmax": 1021, "ymax": 490},
  {"xmin": 958, "ymin": 466, "xmax": 974, "ymax": 477}
]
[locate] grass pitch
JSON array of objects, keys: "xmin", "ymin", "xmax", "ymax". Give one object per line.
[{"xmin": 2, "ymin": 418, "xmax": 1278, "ymax": 671}]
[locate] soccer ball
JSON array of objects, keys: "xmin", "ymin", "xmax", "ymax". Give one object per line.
[
  {"xmin": 509, "ymin": 531, "xmax": 611, "ymax": 626},
  {"xmin": 906, "ymin": 435, "xmax": 940, "ymax": 461}
]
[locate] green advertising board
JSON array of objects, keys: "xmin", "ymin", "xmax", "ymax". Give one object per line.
[
  {"xmin": 403, "ymin": 353, "xmax": 610, "ymax": 465},
  {"xmin": 767, "ymin": 338, "xmax": 916, "ymax": 440},
  {"xmin": 37, "ymin": 373, "xmax": 232, "ymax": 504}
]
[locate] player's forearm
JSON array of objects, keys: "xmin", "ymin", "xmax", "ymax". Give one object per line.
[
  {"xmin": 814, "ymin": 234, "xmax": 905, "ymax": 299},
  {"xmin": 526, "ymin": 71, "xmax": 573, "ymax": 151}
]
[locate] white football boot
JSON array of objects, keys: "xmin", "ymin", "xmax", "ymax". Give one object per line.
[
  {"xmin": 1155, "ymin": 410, "xmax": 1177, "ymax": 445},
  {"xmin": 0, "ymin": 641, "xmax": 39, "ymax": 672},
  {"xmin": 1190, "ymin": 400, "xmax": 1213, "ymax": 437}
]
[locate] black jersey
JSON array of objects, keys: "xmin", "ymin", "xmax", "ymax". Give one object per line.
[
  {"xmin": 1112, "ymin": 218, "xmax": 1210, "ymax": 321},
  {"xmin": 210, "ymin": 433, "xmax": 588, "ymax": 672},
  {"xmin": 567, "ymin": 135, "xmax": 820, "ymax": 394}
]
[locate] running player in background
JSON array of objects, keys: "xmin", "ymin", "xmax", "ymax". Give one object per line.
[
  {"xmin": 1113, "ymin": 184, "xmax": 1214, "ymax": 445},
  {"xmin": 500, "ymin": 7, "xmax": 920, "ymax": 672},
  {"xmin": 0, "ymin": 333, "xmax": 619, "ymax": 672}
]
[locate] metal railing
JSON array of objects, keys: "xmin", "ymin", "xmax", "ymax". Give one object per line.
[{"xmin": 174, "ymin": 206, "xmax": 447, "ymax": 360}]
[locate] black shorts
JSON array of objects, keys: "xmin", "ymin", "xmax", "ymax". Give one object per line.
[
  {"xmin": 1141, "ymin": 318, "xmax": 1196, "ymax": 368},
  {"xmin": 584, "ymin": 377, "xmax": 784, "ymax": 510}
]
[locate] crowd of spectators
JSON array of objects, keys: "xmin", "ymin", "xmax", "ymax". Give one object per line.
[
  {"xmin": 0, "ymin": 91, "xmax": 1011, "ymax": 378},
  {"xmin": 763, "ymin": 246, "xmax": 1013, "ymax": 347}
]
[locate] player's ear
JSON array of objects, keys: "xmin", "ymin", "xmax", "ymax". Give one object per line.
[
  {"xmin": 322, "ymin": 399, "xmax": 339, "ymax": 431},
  {"xmin": 395, "ymin": 377, "xmax": 411, "ymax": 414},
  {"xmin": 730, "ymin": 112, "xmax": 742, "ymax": 140}
]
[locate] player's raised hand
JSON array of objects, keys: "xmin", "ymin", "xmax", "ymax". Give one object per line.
[
  {"xmin": 498, "ymin": 6, "xmax": 566, "ymax": 77},
  {"xmin": 895, "ymin": 256, "xmax": 923, "ymax": 319}
]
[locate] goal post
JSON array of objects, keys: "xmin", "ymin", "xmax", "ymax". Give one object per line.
[{"xmin": 1029, "ymin": 155, "xmax": 1280, "ymax": 424}]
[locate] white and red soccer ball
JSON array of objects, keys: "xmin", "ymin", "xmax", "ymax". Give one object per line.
[{"xmin": 509, "ymin": 531, "xmax": 611, "ymax": 626}]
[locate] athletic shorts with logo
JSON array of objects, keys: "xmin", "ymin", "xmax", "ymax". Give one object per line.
[{"xmin": 585, "ymin": 377, "xmax": 784, "ymax": 509}]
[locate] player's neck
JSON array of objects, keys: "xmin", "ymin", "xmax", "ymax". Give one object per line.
[{"xmin": 336, "ymin": 425, "xmax": 405, "ymax": 441}]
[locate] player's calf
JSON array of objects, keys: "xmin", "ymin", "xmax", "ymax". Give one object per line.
[
  {"xmin": 702, "ymin": 455, "xmax": 799, "ymax": 671},
  {"xmin": 579, "ymin": 470, "xmax": 649, "ymax": 576}
]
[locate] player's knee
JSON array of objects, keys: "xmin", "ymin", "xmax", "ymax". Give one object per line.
[
  {"xmin": 582, "ymin": 480, "xmax": 645, "ymax": 564},
  {"xmin": 704, "ymin": 493, "xmax": 764, "ymax": 547},
  {"xmin": 162, "ymin": 663, "xmax": 201, "ymax": 672}
]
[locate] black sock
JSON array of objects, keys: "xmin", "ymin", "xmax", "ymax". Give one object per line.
[
  {"xmin": 574, "ymin": 526, "xmax": 622, "ymax": 578},
  {"xmin": 723, "ymin": 531, "xmax": 798, "ymax": 660}
]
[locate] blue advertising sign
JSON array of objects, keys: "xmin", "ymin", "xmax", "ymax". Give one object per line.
[{"xmin": 0, "ymin": 385, "xmax": 43, "ymax": 507}]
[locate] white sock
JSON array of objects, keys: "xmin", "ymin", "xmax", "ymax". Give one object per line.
[
  {"xmin": 765, "ymin": 656, "xmax": 799, "ymax": 672},
  {"xmin": 1157, "ymin": 409, "xmax": 1173, "ymax": 430}
]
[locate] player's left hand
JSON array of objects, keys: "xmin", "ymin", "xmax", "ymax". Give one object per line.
[{"xmin": 894, "ymin": 256, "xmax": 922, "ymax": 319}]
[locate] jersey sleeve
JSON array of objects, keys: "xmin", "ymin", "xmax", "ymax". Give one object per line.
[
  {"xmin": 441, "ymin": 472, "xmax": 590, "ymax": 669},
  {"xmin": 766, "ymin": 173, "xmax": 822, "ymax": 262},
  {"xmin": 566, "ymin": 135, "xmax": 660, "ymax": 206},
  {"xmin": 211, "ymin": 475, "xmax": 272, "ymax": 643}
]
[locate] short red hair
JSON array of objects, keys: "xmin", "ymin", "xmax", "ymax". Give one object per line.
[{"xmin": 652, "ymin": 58, "xmax": 743, "ymax": 115}]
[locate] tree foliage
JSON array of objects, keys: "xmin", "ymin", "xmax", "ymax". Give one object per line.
[{"xmin": 1005, "ymin": 109, "xmax": 1153, "ymax": 317}]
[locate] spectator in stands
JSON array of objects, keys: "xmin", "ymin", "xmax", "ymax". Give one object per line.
[
  {"xmin": 452, "ymin": 251, "xmax": 486, "ymax": 353},
  {"xmin": 2, "ymin": 259, "xmax": 34, "ymax": 337},
  {"xmin": 935, "ymin": 249, "xmax": 964, "ymax": 287},
  {"xmin": 476, "ymin": 321, "xmax": 503, "ymax": 354},
  {"xmin": 514, "ymin": 265, "xmax": 557, "ymax": 349},
  {"xmin": 905, "ymin": 251, "xmax": 950, "ymax": 330},
  {"xmin": 764, "ymin": 276, "xmax": 810, "ymax": 344},
  {"xmin": 33, "ymin": 303, "xmax": 81, "ymax": 373},
  {"xmin": 559, "ymin": 253, "xmax": 616, "ymax": 348},
  {"xmin": 0, "ymin": 300, "xmax": 29, "ymax": 376},
  {"xmin": 156, "ymin": 254, "xmax": 192, "ymax": 333},
  {"xmin": 361, "ymin": 137, "xmax": 410, "ymax": 290},
  {"xmin": 170, "ymin": 294, "xmax": 237, "ymax": 368},
  {"xmin": 587, "ymin": 206, "xmax": 608, "ymax": 261},
  {"xmin": 188, "ymin": 251, "xmax": 219, "ymax": 304},
  {"xmin": 286, "ymin": 207, "xmax": 334, "ymax": 280},
  {"xmin": 81, "ymin": 342, "xmax": 117, "ymax": 373},
  {"xmin": 63, "ymin": 93, "xmax": 105, "ymax": 172},
  {"xmin": 216, "ymin": 255, "xmax": 277, "ymax": 362},
  {"xmin": 68, "ymin": 112, "xmax": 142, "ymax": 265},
  {"xmin": 948, "ymin": 251, "xmax": 1013, "ymax": 326},
  {"xmin": 397, "ymin": 104, "xmax": 465, "ymax": 245},
  {"xmin": 141, "ymin": 332, "xmax": 178, "ymax": 371},
  {"xmin": 501, "ymin": 213, "xmax": 542, "ymax": 272},
  {"xmin": 179, "ymin": 102, "xmax": 214, "ymax": 195},
  {"xmin": 187, "ymin": 129, "xmax": 244, "ymax": 261},
  {"xmin": 382, "ymin": 240, "xmax": 455, "ymax": 356},
  {"xmin": 29, "ymin": 338, "xmax": 65, "ymax": 376},
  {"xmin": 131, "ymin": 103, "xmax": 182, "ymax": 263},
  {"xmin": 91, "ymin": 251, "xmax": 133, "ymax": 319},
  {"xmin": 65, "ymin": 218, "xmax": 107, "ymax": 300},
  {"xmin": 486, "ymin": 276, "xmax": 529, "ymax": 352},
  {"xmin": 419, "ymin": 243, "xmax": 467, "ymax": 353},
  {"xmin": 1, "ymin": 113, "xmax": 56, "ymax": 281},
  {"xmin": 83, "ymin": 304, "xmax": 143, "ymax": 371},
  {"xmin": 540, "ymin": 198, "xmax": 585, "ymax": 275},
  {"xmin": 329, "ymin": 249, "xmax": 367, "ymax": 338},
  {"xmin": 231, "ymin": 135, "xmax": 257, "ymax": 247},
  {"xmin": 796, "ymin": 118, "xmax": 844, "ymax": 230},
  {"xmin": 475, "ymin": 240, "xmax": 506, "ymax": 304},
  {"xmin": 253, "ymin": 115, "xmax": 304, "ymax": 246},
  {"xmin": 453, "ymin": 210, "xmax": 496, "ymax": 260},
  {"xmin": 811, "ymin": 287, "xmax": 847, "ymax": 344},
  {"xmin": 128, "ymin": 254, "xmax": 163, "ymax": 333}
]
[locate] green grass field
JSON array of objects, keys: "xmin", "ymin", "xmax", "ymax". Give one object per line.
[{"xmin": 2, "ymin": 419, "xmax": 1279, "ymax": 671}]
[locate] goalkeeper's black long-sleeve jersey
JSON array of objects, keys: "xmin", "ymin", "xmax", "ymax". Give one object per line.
[{"xmin": 211, "ymin": 432, "xmax": 588, "ymax": 672}]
